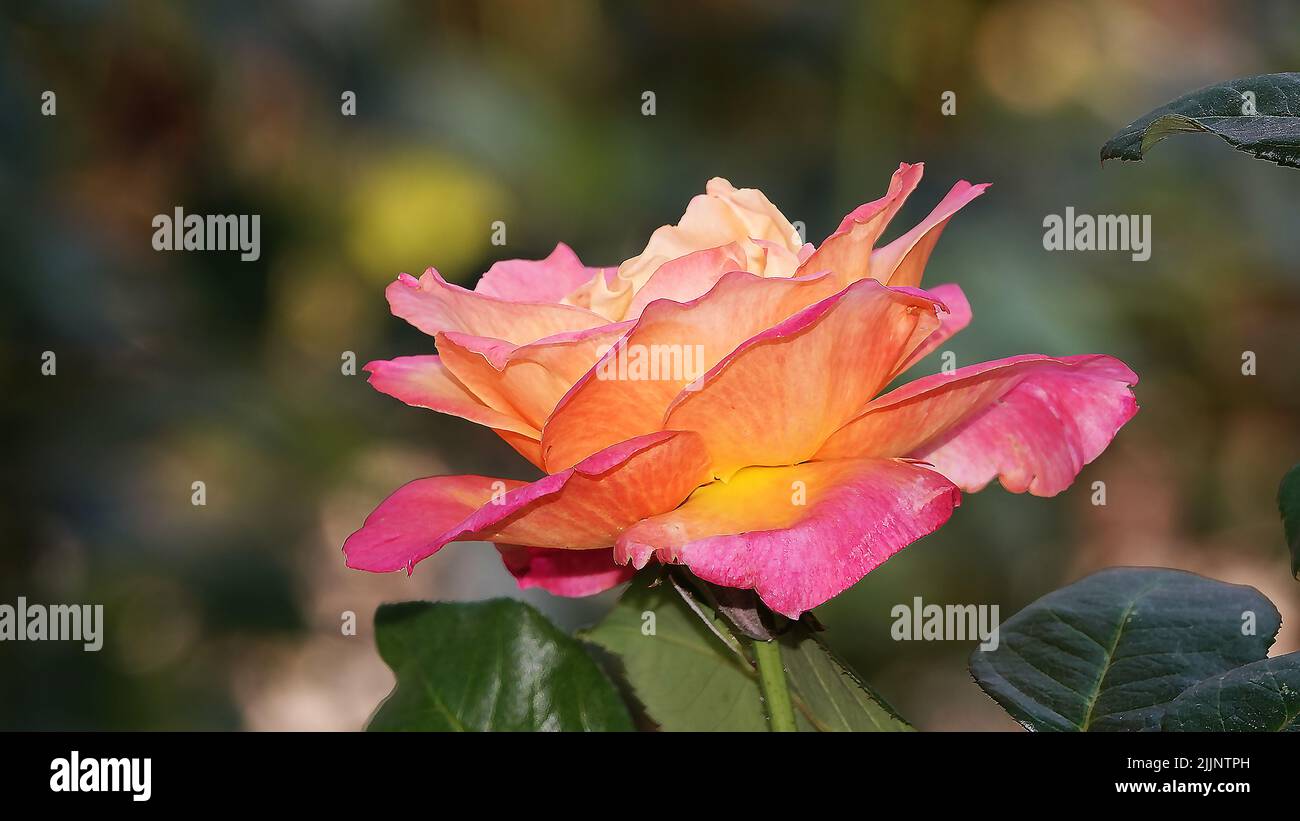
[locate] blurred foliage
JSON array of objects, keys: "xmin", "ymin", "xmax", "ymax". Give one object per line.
[{"xmin": 1, "ymin": 0, "xmax": 1298, "ymax": 730}]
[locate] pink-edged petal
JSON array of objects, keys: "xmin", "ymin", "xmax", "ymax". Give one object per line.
[
  {"xmin": 387, "ymin": 268, "xmax": 609, "ymax": 345},
  {"xmin": 363, "ymin": 356, "xmax": 543, "ymax": 466},
  {"xmin": 623, "ymin": 243, "xmax": 748, "ymax": 319},
  {"xmin": 662, "ymin": 278, "xmax": 943, "ymax": 479},
  {"xmin": 897, "ymin": 283, "xmax": 972, "ymax": 372},
  {"xmin": 832, "ymin": 162, "xmax": 925, "ymax": 234},
  {"xmin": 435, "ymin": 323, "xmax": 633, "ymax": 430},
  {"xmin": 364, "ymin": 355, "xmax": 528, "ymax": 430},
  {"xmin": 496, "ymin": 545, "xmax": 635, "ymax": 597},
  {"xmin": 473, "ymin": 242, "xmax": 609, "ymax": 304},
  {"xmin": 797, "ymin": 163, "xmax": 924, "ymax": 285},
  {"xmin": 540, "ymin": 270, "xmax": 845, "ymax": 471},
  {"xmin": 615, "ymin": 458, "xmax": 961, "ymax": 617},
  {"xmin": 344, "ymin": 474, "xmax": 528, "ymax": 573},
  {"xmin": 450, "ymin": 430, "xmax": 712, "ymax": 549},
  {"xmin": 870, "ymin": 180, "xmax": 989, "ymax": 288},
  {"xmin": 343, "ymin": 431, "xmax": 710, "ymax": 576},
  {"xmin": 815, "ymin": 354, "xmax": 1138, "ymax": 496}
]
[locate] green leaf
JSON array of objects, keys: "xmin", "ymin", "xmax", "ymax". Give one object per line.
[
  {"xmin": 581, "ymin": 574, "xmax": 770, "ymax": 731},
  {"xmin": 1280, "ymin": 463, "xmax": 1300, "ymax": 579},
  {"xmin": 780, "ymin": 625, "xmax": 913, "ymax": 732},
  {"xmin": 1100, "ymin": 73, "xmax": 1300, "ymax": 169},
  {"xmin": 1163, "ymin": 653, "xmax": 1300, "ymax": 732},
  {"xmin": 367, "ymin": 599, "xmax": 633, "ymax": 731},
  {"xmin": 969, "ymin": 567, "xmax": 1279, "ymax": 732},
  {"xmin": 583, "ymin": 572, "xmax": 911, "ymax": 731}
]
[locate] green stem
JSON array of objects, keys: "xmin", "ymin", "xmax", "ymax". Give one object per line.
[{"xmin": 752, "ymin": 638, "xmax": 797, "ymax": 732}]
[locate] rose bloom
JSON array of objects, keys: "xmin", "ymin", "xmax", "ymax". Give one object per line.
[{"xmin": 344, "ymin": 163, "xmax": 1137, "ymax": 617}]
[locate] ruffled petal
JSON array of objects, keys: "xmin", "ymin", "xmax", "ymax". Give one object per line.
[
  {"xmin": 815, "ymin": 354, "xmax": 1138, "ymax": 496},
  {"xmin": 589, "ymin": 178, "xmax": 803, "ymax": 320},
  {"xmin": 473, "ymin": 242, "xmax": 609, "ymax": 304},
  {"xmin": 343, "ymin": 474, "xmax": 528, "ymax": 573},
  {"xmin": 452, "ymin": 430, "xmax": 712, "ymax": 549},
  {"xmin": 540, "ymin": 270, "xmax": 844, "ymax": 471},
  {"xmin": 897, "ymin": 283, "xmax": 972, "ymax": 372},
  {"xmin": 797, "ymin": 162, "xmax": 924, "ymax": 284},
  {"xmin": 345, "ymin": 431, "xmax": 713, "ymax": 575},
  {"xmin": 622, "ymin": 243, "xmax": 748, "ymax": 319},
  {"xmin": 662, "ymin": 278, "xmax": 943, "ymax": 479},
  {"xmin": 833, "ymin": 162, "xmax": 926, "ymax": 234},
  {"xmin": 387, "ymin": 268, "xmax": 609, "ymax": 345},
  {"xmin": 615, "ymin": 458, "xmax": 961, "ymax": 617},
  {"xmin": 363, "ymin": 355, "xmax": 543, "ymax": 464},
  {"xmin": 870, "ymin": 180, "xmax": 989, "ymax": 288},
  {"xmin": 435, "ymin": 323, "xmax": 632, "ymax": 430}
]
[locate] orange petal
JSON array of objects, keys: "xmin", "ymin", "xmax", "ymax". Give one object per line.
[
  {"xmin": 435, "ymin": 323, "xmax": 632, "ymax": 430},
  {"xmin": 363, "ymin": 355, "xmax": 543, "ymax": 465},
  {"xmin": 796, "ymin": 162, "xmax": 924, "ymax": 285},
  {"xmin": 663, "ymin": 278, "xmax": 942, "ymax": 478},
  {"xmin": 495, "ymin": 430, "xmax": 545, "ymax": 466},
  {"xmin": 871, "ymin": 180, "xmax": 989, "ymax": 288},
  {"xmin": 539, "ymin": 270, "xmax": 844, "ymax": 471},
  {"xmin": 452, "ymin": 430, "xmax": 713, "ymax": 549},
  {"xmin": 364, "ymin": 354, "xmax": 539, "ymax": 438}
]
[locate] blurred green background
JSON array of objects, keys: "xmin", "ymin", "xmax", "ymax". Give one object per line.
[{"xmin": 2, "ymin": 0, "xmax": 1298, "ymax": 730}]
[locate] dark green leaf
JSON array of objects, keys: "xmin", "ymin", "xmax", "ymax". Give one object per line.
[
  {"xmin": 581, "ymin": 574, "xmax": 769, "ymax": 731},
  {"xmin": 780, "ymin": 624, "xmax": 913, "ymax": 732},
  {"xmin": 970, "ymin": 567, "xmax": 1279, "ymax": 731},
  {"xmin": 368, "ymin": 599, "xmax": 633, "ymax": 731},
  {"xmin": 1101, "ymin": 73, "xmax": 1300, "ymax": 169},
  {"xmin": 1163, "ymin": 653, "xmax": 1300, "ymax": 732},
  {"xmin": 1280, "ymin": 463, "xmax": 1300, "ymax": 579}
]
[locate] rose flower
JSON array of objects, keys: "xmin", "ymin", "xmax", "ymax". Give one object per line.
[{"xmin": 344, "ymin": 163, "xmax": 1137, "ymax": 617}]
